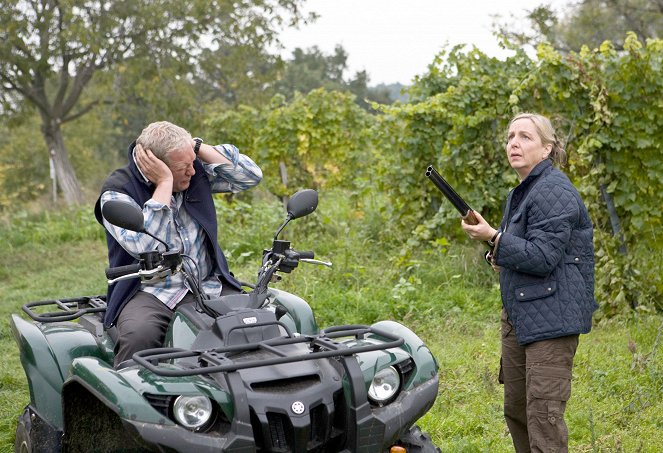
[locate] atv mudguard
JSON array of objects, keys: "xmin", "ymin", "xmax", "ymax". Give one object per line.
[
  {"xmin": 61, "ymin": 357, "xmax": 255, "ymax": 452},
  {"xmin": 267, "ymin": 287, "xmax": 319, "ymax": 335},
  {"xmin": 9, "ymin": 314, "xmax": 112, "ymax": 429},
  {"xmin": 369, "ymin": 320, "xmax": 438, "ymax": 389}
]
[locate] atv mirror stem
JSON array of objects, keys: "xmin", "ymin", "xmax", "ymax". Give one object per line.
[
  {"xmin": 102, "ymin": 200, "xmax": 170, "ymax": 251},
  {"xmin": 273, "ymin": 215, "xmax": 292, "ymax": 240}
]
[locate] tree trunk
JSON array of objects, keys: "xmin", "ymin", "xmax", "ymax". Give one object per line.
[
  {"xmin": 40, "ymin": 116, "xmax": 84, "ymax": 205},
  {"xmin": 599, "ymin": 183, "xmax": 628, "ymax": 255}
]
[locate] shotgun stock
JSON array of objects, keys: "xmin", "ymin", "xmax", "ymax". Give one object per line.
[{"xmin": 425, "ymin": 165, "xmax": 479, "ymax": 225}]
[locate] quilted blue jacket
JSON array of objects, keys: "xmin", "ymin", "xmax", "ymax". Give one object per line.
[{"xmin": 494, "ymin": 160, "xmax": 598, "ymax": 345}]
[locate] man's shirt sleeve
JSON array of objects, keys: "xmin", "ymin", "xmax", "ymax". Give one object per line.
[
  {"xmin": 203, "ymin": 144, "xmax": 262, "ymax": 193},
  {"xmin": 100, "ymin": 190, "xmax": 172, "ymax": 257}
]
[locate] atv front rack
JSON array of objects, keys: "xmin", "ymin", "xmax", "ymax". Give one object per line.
[
  {"xmin": 133, "ymin": 324, "xmax": 405, "ymax": 377},
  {"xmin": 22, "ymin": 296, "xmax": 107, "ymax": 322}
]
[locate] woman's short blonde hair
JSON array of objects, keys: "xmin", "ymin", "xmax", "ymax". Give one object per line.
[
  {"xmin": 136, "ymin": 121, "xmax": 192, "ymax": 162},
  {"xmin": 508, "ymin": 113, "xmax": 567, "ymax": 167}
]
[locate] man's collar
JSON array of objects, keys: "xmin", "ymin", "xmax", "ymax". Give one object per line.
[{"xmin": 131, "ymin": 146, "xmax": 151, "ymax": 185}]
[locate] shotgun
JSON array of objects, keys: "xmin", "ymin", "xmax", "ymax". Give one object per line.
[{"xmin": 425, "ymin": 165, "xmax": 479, "ymax": 225}]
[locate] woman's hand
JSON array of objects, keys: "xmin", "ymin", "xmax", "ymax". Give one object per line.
[
  {"xmin": 485, "ymin": 250, "xmax": 501, "ymax": 272},
  {"xmin": 461, "ymin": 210, "xmax": 497, "ymax": 242}
]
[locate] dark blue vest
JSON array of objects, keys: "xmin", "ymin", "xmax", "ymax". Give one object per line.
[{"xmin": 94, "ymin": 143, "xmax": 241, "ymax": 327}]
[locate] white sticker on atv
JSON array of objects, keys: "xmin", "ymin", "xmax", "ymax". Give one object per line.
[
  {"xmin": 242, "ymin": 317, "xmax": 257, "ymax": 324},
  {"xmin": 291, "ymin": 401, "xmax": 305, "ymax": 415}
]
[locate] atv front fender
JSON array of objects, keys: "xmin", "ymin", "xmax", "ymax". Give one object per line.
[
  {"xmin": 370, "ymin": 320, "xmax": 439, "ymax": 389},
  {"xmin": 269, "ymin": 288, "xmax": 319, "ymax": 335},
  {"xmin": 63, "ymin": 358, "xmax": 254, "ymax": 452},
  {"xmin": 10, "ymin": 314, "xmax": 109, "ymax": 429}
]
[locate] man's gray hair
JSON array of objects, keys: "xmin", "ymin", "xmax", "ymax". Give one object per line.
[{"xmin": 136, "ymin": 121, "xmax": 192, "ymax": 162}]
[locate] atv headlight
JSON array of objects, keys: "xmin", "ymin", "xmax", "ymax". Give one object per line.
[
  {"xmin": 172, "ymin": 395, "xmax": 213, "ymax": 430},
  {"xmin": 368, "ymin": 366, "xmax": 400, "ymax": 405}
]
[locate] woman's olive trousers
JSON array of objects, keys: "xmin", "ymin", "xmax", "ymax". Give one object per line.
[{"xmin": 500, "ymin": 309, "xmax": 579, "ymax": 453}]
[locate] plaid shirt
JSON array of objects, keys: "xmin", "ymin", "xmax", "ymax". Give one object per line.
[{"xmin": 100, "ymin": 144, "xmax": 261, "ymax": 309}]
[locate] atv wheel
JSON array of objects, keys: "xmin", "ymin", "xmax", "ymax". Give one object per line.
[
  {"xmin": 397, "ymin": 425, "xmax": 440, "ymax": 453},
  {"xmin": 14, "ymin": 408, "xmax": 33, "ymax": 453}
]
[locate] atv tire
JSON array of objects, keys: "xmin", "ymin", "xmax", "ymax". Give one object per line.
[
  {"xmin": 397, "ymin": 425, "xmax": 440, "ymax": 453},
  {"xmin": 14, "ymin": 408, "xmax": 32, "ymax": 453}
]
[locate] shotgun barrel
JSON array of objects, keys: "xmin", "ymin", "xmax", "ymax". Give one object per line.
[{"xmin": 425, "ymin": 165, "xmax": 479, "ymax": 225}]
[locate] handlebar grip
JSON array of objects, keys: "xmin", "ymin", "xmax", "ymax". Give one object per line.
[
  {"xmin": 106, "ymin": 263, "xmax": 141, "ymax": 280},
  {"xmin": 298, "ymin": 250, "xmax": 315, "ymax": 260}
]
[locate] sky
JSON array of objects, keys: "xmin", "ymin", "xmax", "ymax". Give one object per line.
[{"xmin": 279, "ymin": 0, "xmax": 573, "ymax": 86}]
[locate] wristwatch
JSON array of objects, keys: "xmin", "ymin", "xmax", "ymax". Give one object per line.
[
  {"xmin": 488, "ymin": 230, "xmax": 500, "ymax": 248},
  {"xmin": 193, "ymin": 138, "xmax": 203, "ymax": 155}
]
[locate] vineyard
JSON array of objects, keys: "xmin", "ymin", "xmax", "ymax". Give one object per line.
[{"xmin": 1, "ymin": 26, "xmax": 662, "ymax": 450}]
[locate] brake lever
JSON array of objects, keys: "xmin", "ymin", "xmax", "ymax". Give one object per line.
[
  {"xmin": 107, "ymin": 265, "xmax": 176, "ymax": 285},
  {"xmin": 300, "ymin": 258, "xmax": 332, "ymax": 268}
]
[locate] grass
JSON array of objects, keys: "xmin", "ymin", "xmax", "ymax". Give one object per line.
[{"xmin": 1, "ymin": 192, "xmax": 661, "ymax": 452}]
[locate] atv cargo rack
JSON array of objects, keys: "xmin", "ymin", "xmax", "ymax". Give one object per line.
[
  {"xmin": 133, "ymin": 323, "xmax": 405, "ymax": 377},
  {"xmin": 21, "ymin": 296, "xmax": 107, "ymax": 322}
]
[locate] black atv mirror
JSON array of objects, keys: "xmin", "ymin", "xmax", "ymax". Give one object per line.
[
  {"xmin": 102, "ymin": 200, "xmax": 171, "ymax": 251},
  {"xmin": 102, "ymin": 200, "xmax": 146, "ymax": 233},
  {"xmin": 273, "ymin": 189, "xmax": 318, "ymax": 240},
  {"xmin": 287, "ymin": 189, "xmax": 318, "ymax": 219}
]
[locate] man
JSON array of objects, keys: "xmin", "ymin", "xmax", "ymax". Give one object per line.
[{"xmin": 94, "ymin": 121, "xmax": 262, "ymax": 367}]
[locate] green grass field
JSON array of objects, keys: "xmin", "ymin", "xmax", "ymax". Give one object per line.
[{"xmin": 1, "ymin": 195, "xmax": 661, "ymax": 452}]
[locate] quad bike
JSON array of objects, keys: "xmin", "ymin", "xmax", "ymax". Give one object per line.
[{"xmin": 11, "ymin": 189, "xmax": 440, "ymax": 452}]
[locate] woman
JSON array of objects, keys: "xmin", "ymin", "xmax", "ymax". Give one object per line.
[{"xmin": 461, "ymin": 113, "xmax": 597, "ymax": 452}]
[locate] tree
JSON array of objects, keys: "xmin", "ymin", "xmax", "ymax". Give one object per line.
[
  {"xmin": 0, "ymin": 0, "xmax": 307, "ymax": 204},
  {"xmin": 275, "ymin": 45, "xmax": 395, "ymax": 108},
  {"xmin": 495, "ymin": 0, "xmax": 663, "ymax": 52}
]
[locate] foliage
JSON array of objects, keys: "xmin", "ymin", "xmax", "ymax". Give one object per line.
[
  {"xmin": 0, "ymin": 116, "xmax": 48, "ymax": 210},
  {"xmin": 204, "ymin": 37, "xmax": 662, "ymax": 315},
  {"xmin": 0, "ymin": 94, "xmax": 122, "ymax": 209},
  {"xmin": 373, "ymin": 36, "xmax": 662, "ymax": 314},
  {"xmin": 495, "ymin": 0, "xmax": 663, "ymax": 53},
  {"xmin": 523, "ymin": 36, "xmax": 663, "ymax": 313},
  {"xmin": 373, "ymin": 45, "xmax": 531, "ymax": 241},
  {"xmin": 206, "ymin": 89, "xmax": 376, "ymax": 198},
  {"xmin": 0, "ymin": 0, "xmax": 308, "ymax": 204}
]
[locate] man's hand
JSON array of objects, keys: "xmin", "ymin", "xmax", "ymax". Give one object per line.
[
  {"xmin": 135, "ymin": 144, "xmax": 173, "ymax": 185},
  {"xmin": 135, "ymin": 144, "xmax": 173, "ymax": 205}
]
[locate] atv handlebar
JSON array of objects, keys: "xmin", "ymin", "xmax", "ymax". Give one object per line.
[
  {"xmin": 105, "ymin": 263, "xmax": 141, "ymax": 280},
  {"xmin": 297, "ymin": 250, "xmax": 315, "ymax": 260}
]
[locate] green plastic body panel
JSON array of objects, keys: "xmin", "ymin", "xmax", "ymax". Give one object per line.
[
  {"xmin": 10, "ymin": 314, "xmax": 111, "ymax": 428},
  {"xmin": 268, "ymin": 288, "xmax": 319, "ymax": 335},
  {"xmin": 368, "ymin": 320, "xmax": 439, "ymax": 389},
  {"xmin": 66, "ymin": 357, "xmax": 235, "ymax": 424},
  {"xmin": 163, "ymin": 288, "xmax": 319, "ymax": 350},
  {"xmin": 164, "ymin": 310, "xmax": 199, "ymax": 348}
]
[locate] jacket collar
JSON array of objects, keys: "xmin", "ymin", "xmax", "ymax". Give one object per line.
[
  {"xmin": 523, "ymin": 159, "xmax": 552, "ymax": 182},
  {"xmin": 517, "ymin": 159, "xmax": 552, "ymax": 191}
]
